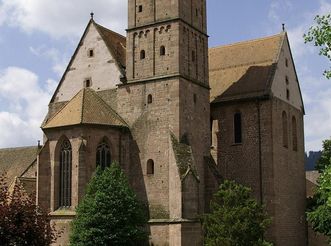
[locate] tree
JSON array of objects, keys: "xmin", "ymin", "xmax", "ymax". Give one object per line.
[
  {"xmin": 203, "ymin": 180, "xmax": 272, "ymax": 246},
  {"xmin": 0, "ymin": 174, "xmax": 59, "ymax": 245},
  {"xmin": 70, "ymin": 163, "xmax": 148, "ymax": 246},
  {"xmin": 307, "ymin": 156, "xmax": 331, "ymax": 243},
  {"xmin": 316, "ymin": 138, "xmax": 331, "ymax": 172},
  {"xmin": 304, "ymin": 14, "xmax": 331, "ymax": 79}
]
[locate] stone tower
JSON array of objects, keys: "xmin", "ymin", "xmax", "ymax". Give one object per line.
[{"xmin": 117, "ymin": 0, "xmax": 210, "ymax": 244}]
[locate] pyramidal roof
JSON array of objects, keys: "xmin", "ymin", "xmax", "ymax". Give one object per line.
[{"xmin": 43, "ymin": 88, "xmax": 128, "ymax": 129}]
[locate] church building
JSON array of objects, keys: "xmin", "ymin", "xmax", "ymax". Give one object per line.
[{"xmin": 0, "ymin": 1, "xmax": 307, "ymax": 245}]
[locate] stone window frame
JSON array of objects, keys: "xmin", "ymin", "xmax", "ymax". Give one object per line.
[
  {"xmin": 233, "ymin": 112, "xmax": 243, "ymax": 144},
  {"xmin": 58, "ymin": 138, "xmax": 72, "ymax": 209},
  {"xmin": 160, "ymin": 45, "xmax": 166, "ymax": 56},
  {"xmin": 147, "ymin": 159, "xmax": 155, "ymax": 175},
  {"xmin": 282, "ymin": 111, "xmax": 289, "ymax": 148},
  {"xmin": 96, "ymin": 138, "xmax": 112, "ymax": 170}
]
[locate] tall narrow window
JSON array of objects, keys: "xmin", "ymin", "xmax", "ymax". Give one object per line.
[
  {"xmin": 282, "ymin": 111, "xmax": 288, "ymax": 148},
  {"xmin": 147, "ymin": 159, "xmax": 154, "ymax": 175},
  {"xmin": 292, "ymin": 116, "xmax": 298, "ymax": 151},
  {"xmin": 140, "ymin": 50, "xmax": 146, "ymax": 60},
  {"xmin": 59, "ymin": 139, "xmax": 72, "ymax": 208},
  {"xmin": 286, "ymin": 89, "xmax": 290, "ymax": 100},
  {"xmin": 96, "ymin": 140, "xmax": 111, "ymax": 170},
  {"xmin": 234, "ymin": 113, "xmax": 242, "ymax": 144},
  {"xmin": 147, "ymin": 94, "xmax": 153, "ymax": 104},
  {"xmin": 138, "ymin": 5, "xmax": 143, "ymax": 12},
  {"xmin": 160, "ymin": 46, "xmax": 166, "ymax": 56},
  {"xmin": 192, "ymin": 50, "xmax": 196, "ymax": 62},
  {"xmin": 88, "ymin": 49, "xmax": 94, "ymax": 58}
]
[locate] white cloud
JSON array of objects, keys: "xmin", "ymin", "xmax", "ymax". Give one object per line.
[
  {"xmin": 0, "ymin": 0, "xmax": 127, "ymax": 38},
  {"xmin": 0, "ymin": 67, "xmax": 56, "ymax": 148}
]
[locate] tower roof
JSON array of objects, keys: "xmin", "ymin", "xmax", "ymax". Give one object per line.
[
  {"xmin": 209, "ymin": 33, "xmax": 285, "ymax": 103},
  {"xmin": 43, "ymin": 88, "xmax": 128, "ymax": 129}
]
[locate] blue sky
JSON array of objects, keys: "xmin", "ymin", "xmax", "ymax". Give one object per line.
[{"xmin": 0, "ymin": 0, "xmax": 330, "ymax": 151}]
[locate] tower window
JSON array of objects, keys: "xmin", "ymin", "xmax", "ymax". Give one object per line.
[
  {"xmin": 160, "ymin": 46, "xmax": 166, "ymax": 56},
  {"xmin": 138, "ymin": 5, "xmax": 143, "ymax": 12},
  {"xmin": 286, "ymin": 89, "xmax": 290, "ymax": 100},
  {"xmin": 282, "ymin": 111, "xmax": 288, "ymax": 148},
  {"xmin": 140, "ymin": 50, "xmax": 146, "ymax": 60},
  {"xmin": 84, "ymin": 78, "xmax": 91, "ymax": 88},
  {"xmin": 88, "ymin": 49, "xmax": 94, "ymax": 57},
  {"xmin": 234, "ymin": 113, "xmax": 242, "ymax": 144},
  {"xmin": 59, "ymin": 139, "xmax": 72, "ymax": 208},
  {"xmin": 285, "ymin": 58, "xmax": 289, "ymax": 67},
  {"xmin": 196, "ymin": 8, "xmax": 198, "ymax": 16},
  {"xmin": 285, "ymin": 76, "xmax": 289, "ymax": 85},
  {"xmin": 193, "ymin": 94, "xmax": 197, "ymax": 104},
  {"xmin": 147, "ymin": 159, "xmax": 155, "ymax": 175},
  {"xmin": 96, "ymin": 140, "xmax": 111, "ymax": 170},
  {"xmin": 147, "ymin": 94, "xmax": 153, "ymax": 104}
]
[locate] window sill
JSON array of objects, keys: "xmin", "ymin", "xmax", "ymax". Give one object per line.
[
  {"xmin": 49, "ymin": 209, "xmax": 76, "ymax": 217},
  {"xmin": 231, "ymin": 143, "xmax": 242, "ymax": 146}
]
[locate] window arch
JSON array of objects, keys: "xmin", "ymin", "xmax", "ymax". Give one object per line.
[
  {"xmin": 59, "ymin": 139, "xmax": 72, "ymax": 208},
  {"xmin": 234, "ymin": 112, "xmax": 242, "ymax": 144},
  {"xmin": 147, "ymin": 159, "xmax": 154, "ymax": 175},
  {"xmin": 96, "ymin": 140, "xmax": 112, "ymax": 170},
  {"xmin": 140, "ymin": 50, "xmax": 146, "ymax": 60},
  {"xmin": 282, "ymin": 111, "xmax": 288, "ymax": 148},
  {"xmin": 292, "ymin": 116, "xmax": 298, "ymax": 151},
  {"xmin": 147, "ymin": 94, "xmax": 153, "ymax": 104},
  {"xmin": 160, "ymin": 46, "xmax": 166, "ymax": 56}
]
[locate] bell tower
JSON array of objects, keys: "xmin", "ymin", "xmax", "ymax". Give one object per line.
[{"xmin": 118, "ymin": 0, "xmax": 210, "ymax": 244}]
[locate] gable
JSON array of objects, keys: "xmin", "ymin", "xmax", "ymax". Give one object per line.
[
  {"xmin": 52, "ymin": 21, "xmax": 125, "ymax": 103},
  {"xmin": 271, "ymin": 35, "xmax": 304, "ymax": 112}
]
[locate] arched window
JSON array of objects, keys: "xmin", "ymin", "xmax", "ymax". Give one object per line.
[
  {"xmin": 140, "ymin": 50, "xmax": 146, "ymax": 60},
  {"xmin": 292, "ymin": 116, "xmax": 298, "ymax": 151},
  {"xmin": 147, "ymin": 159, "xmax": 154, "ymax": 175},
  {"xmin": 59, "ymin": 139, "xmax": 72, "ymax": 208},
  {"xmin": 147, "ymin": 94, "xmax": 153, "ymax": 104},
  {"xmin": 282, "ymin": 111, "xmax": 288, "ymax": 148},
  {"xmin": 234, "ymin": 112, "xmax": 242, "ymax": 144},
  {"xmin": 160, "ymin": 46, "xmax": 166, "ymax": 56},
  {"xmin": 96, "ymin": 140, "xmax": 111, "ymax": 170}
]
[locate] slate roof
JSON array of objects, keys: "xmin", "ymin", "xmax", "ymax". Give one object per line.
[
  {"xmin": 209, "ymin": 33, "xmax": 285, "ymax": 103},
  {"xmin": 0, "ymin": 146, "xmax": 38, "ymax": 183},
  {"xmin": 43, "ymin": 88, "xmax": 128, "ymax": 129}
]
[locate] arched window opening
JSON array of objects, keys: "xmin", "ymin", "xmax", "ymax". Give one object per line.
[
  {"xmin": 160, "ymin": 46, "xmax": 166, "ymax": 56},
  {"xmin": 147, "ymin": 159, "xmax": 154, "ymax": 175},
  {"xmin": 147, "ymin": 94, "xmax": 153, "ymax": 104},
  {"xmin": 292, "ymin": 116, "xmax": 298, "ymax": 151},
  {"xmin": 140, "ymin": 50, "xmax": 146, "ymax": 60},
  {"xmin": 96, "ymin": 140, "xmax": 112, "ymax": 170},
  {"xmin": 59, "ymin": 139, "xmax": 72, "ymax": 208},
  {"xmin": 282, "ymin": 111, "xmax": 288, "ymax": 148},
  {"xmin": 234, "ymin": 113, "xmax": 242, "ymax": 144}
]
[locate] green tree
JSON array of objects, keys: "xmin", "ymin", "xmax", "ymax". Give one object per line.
[
  {"xmin": 70, "ymin": 163, "xmax": 148, "ymax": 246},
  {"xmin": 304, "ymin": 14, "xmax": 331, "ymax": 79},
  {"xmin": 0, "ymin": 174, "xmax": 59, "ymax": 245},
  {"xmin": 307, "ymin": 160, "xmax": 331, "ymax": 243},
  {"xmin": 203, "ymin": 180, "xmax": 272, "ymax": 246},
  {"xmin": 316, "ymin": 138, "xmax": 331, "ymax": 172}
]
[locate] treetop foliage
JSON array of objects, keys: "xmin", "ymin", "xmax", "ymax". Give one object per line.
[
  {"xmin": 316, "ymin": 138, "xmax": 331, "ymax": 172},
  {"xmin": 70, "ymin": 163, "xmax": 148, "ymax": 246},
  {"xmin": 304, "ymin": 14, "xmax": 331, "ymax": 79},
  {"xmin": 203, "ymin": 180, "xmax": 272, "ymax": 246}
]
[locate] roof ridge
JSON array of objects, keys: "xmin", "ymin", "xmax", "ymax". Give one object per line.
[
  {"xmin": 86, "ymin": 89, "xmax": 128, "ymax": 126},
  {"xmin": 44, "ymin": 89, "xmax": 84, "ymax": 127},
  {"xmin": 209, "ymin": 32, "xmax": 285, "ymax": 50},
  {"xmin": 94, "ymin": 21, "xmax": 126, "ymax": 39}
]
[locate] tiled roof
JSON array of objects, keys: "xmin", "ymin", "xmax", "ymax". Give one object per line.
[
  {"xmin": 94, "ymin": 22, "xmax": 126, "ymax": 70},
  {"xmin": 43, "ymin": 88, "xmax": 128, "ymax": 129},
  {"xmin": 0, "ymin": 146, "xmax": 38, "ymax": 183},
  {"xmin": 209, "ymin": 33, "xmax": 285, "ymax": 103}
]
